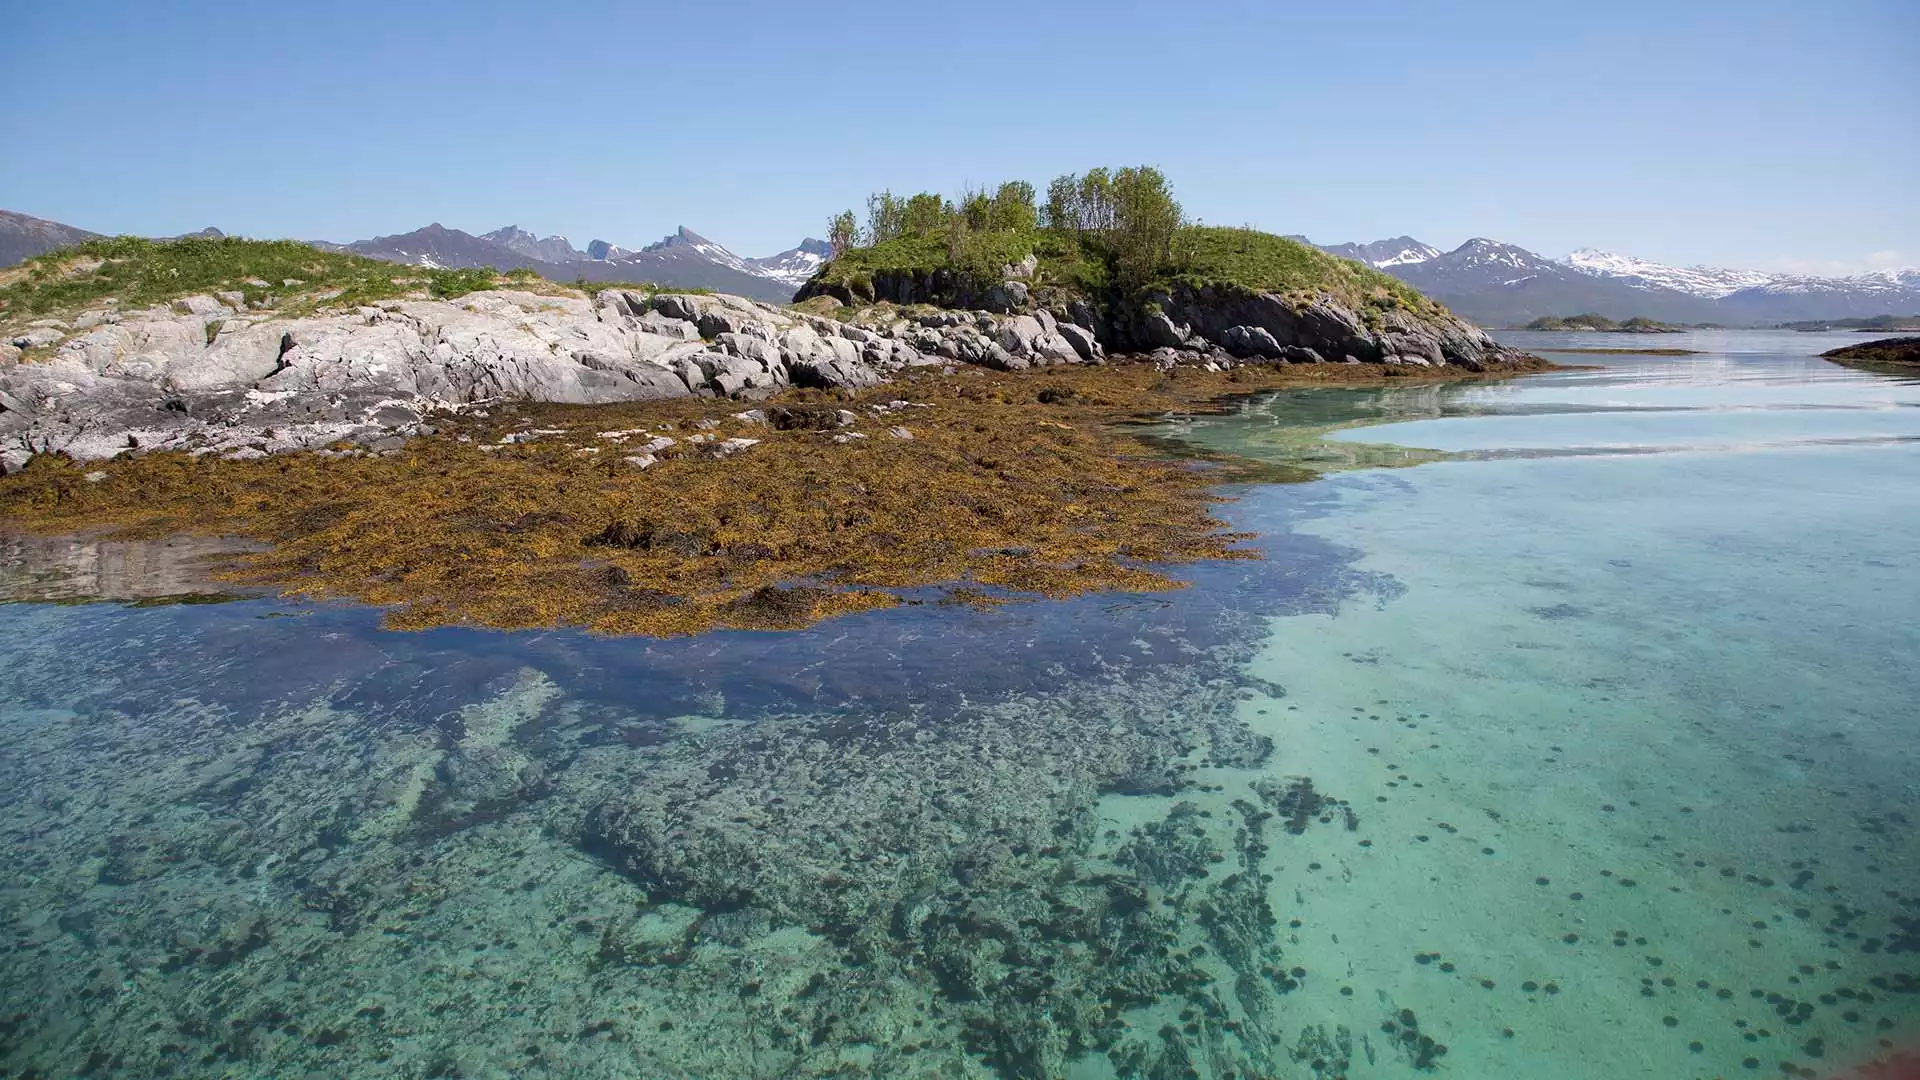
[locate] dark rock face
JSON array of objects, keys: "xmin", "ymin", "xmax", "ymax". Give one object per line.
[
  {"xmin": 799, "ymin": 266, "xmax": 1533, "ymax": 373},
  {"xmin": 1110, "ymin": 285, "xmax": 1530, "ymax": 372}
]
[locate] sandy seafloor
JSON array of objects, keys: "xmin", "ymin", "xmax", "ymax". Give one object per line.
[{"xmin": 2, "ymin": 330, "xmax": 1918, "ymax": 1079}]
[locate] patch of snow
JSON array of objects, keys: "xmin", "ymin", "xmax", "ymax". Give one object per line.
[{"xmin": 1562, "ymin": 249, "xmax": 1779, "ymax": 298}]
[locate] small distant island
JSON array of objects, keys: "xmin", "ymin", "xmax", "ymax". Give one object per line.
[
  {"xmin": 1820, "ymin": 336, "xmax": 1920, "ymax": 374},
  {"xmin": 1520, "ymin": 314, "xmax": 1683, "ymax": 333},
  {"xmin": 1779, "ymin": 314, "xmax": 1920, "ymax": 333}
]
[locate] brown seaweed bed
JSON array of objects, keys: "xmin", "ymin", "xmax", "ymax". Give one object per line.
[{"xmin": 0, "ymin": 358, "xmax": 1551, "ymax": 636}]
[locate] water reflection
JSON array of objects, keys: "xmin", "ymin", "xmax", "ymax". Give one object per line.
[{"xmin": 0, "ymin": 532, "xmax": 265, "ymax": 605}]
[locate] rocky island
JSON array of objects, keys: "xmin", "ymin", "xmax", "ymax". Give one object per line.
[
  {"xmin": 1820, "ymin": 335, "xmax": 1920, "ymax": 374},
  {"xmin": 1519, "ymin": 314, "xmax": 1684, "ymax": 332},
  {"xmin": 1, "ymin": 167, "xmax": 1547, "ymax": 633}
]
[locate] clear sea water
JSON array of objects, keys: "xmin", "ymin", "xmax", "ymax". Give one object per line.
[{"xmin": 3, "ymin": 330, "xmax": 1917, "ymax": 1079}]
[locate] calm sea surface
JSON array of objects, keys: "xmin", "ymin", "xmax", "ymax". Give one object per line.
[{"xmin": 3, "ymin": 330, "xmax": 1916, "ymax": 1078}]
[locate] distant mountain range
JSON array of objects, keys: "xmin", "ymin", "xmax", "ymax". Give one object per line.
[
  {"xmin": 1292, "ymin": 234, "xmax": 1920, "ymax": 326},
  {"xmin": 1, "ymin": 211, "xmax": 821, "ymax": 305},
  {"xmin": 331, "ymin": 223, "xmax": 824, "ymax": 303},
  {"xmin": 5, "ymin": 208, "xmax": 1914, "ymax": 325},
  {"xmin": 0, "ymin": 210, "xmax": 100, "ymax": 267}
]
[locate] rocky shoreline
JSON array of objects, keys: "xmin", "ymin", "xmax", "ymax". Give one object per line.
[
  {"xmin": 2, "ymin": 277, "xmax": 1535, "ymax": 473},
  {"xmin": 1820, "ymin": 335, "xmax": 1920, "ymax": 374}
]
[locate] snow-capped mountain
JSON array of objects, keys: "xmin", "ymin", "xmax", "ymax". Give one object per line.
[
  {"xmin": 1303, "ymin": 234, "xmax": 1920, "ymax": 326},
  {"xmin": 1718, "ymin": 267, "xmax": 1920, "ymax": 322},
  {"xmin": 339, "ymin": 223, "xmax": 822, "ymax": 304},
  {"xmin": 1365, "ymin": 237, "xmax": 1724, "ymax": 325},
  {"xmin": 1561, "ymin": 249, "xmax": 1780, "ymax": 299},
  {"xmin": 1299, "ymin": 235, "xmax": 1441, "ymax": 268},
  {"xmin": 746, "ymin": 238, "xmax": 832, "ymax": 288},
  {"xmin": 619, "ymin": 230, "xmax": 826, "ymax": 289}
]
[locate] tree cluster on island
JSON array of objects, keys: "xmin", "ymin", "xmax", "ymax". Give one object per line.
[
  {"xmin": 813, "ymin": 166, "xmax": 1443, "ymax": 322},
  {"xmin": 1521, "ymin": 314, "xmax": 1684, "ymax": 333},
  {"xmin": 826, "ymin": 167, "xmax": 1184, "ymax": 294}
]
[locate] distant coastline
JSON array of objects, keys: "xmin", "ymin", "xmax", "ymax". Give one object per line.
[
  {"xmin": 1513, "ymin": 314, "xmax": 1685, "ymax": 333},
  {"xmin": 1778, "ymin": 314, "xmax": 1920, "ymax": 333}
]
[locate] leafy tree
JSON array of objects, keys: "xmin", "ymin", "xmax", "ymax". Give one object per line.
[
  {"xmin": 1044, "ymin": 174, "xmax": 1080, "ymax": 233},
  {"xmin": 866, "ymin": 190, "xmax": 906, "ymax": 245},
  {"xmin": 960, "ymin": 187, "xmax": 993, "ymax": 233},
  {"xmin": 1109, "ymin": 166, "xmax": 1183, "ymax": 290},
  {"xmin": 902, "ymin": 193, "xmax": 950, "ymax": 236},
  {"xmin": 990, "ymin": 181, "xmax": 1037, "ymax": 233},
  {"xmin": 1078, "ymin": 168, "xmax": 1115, "ymax": 232},
  {"xmin": 828, "ymin": 210, "xmax": 860, "ymax": 257}
]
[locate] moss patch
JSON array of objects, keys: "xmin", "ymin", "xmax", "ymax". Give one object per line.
[{"xmin": 0, "ymin": 360, "xmax": 1553, "ymax": 636}]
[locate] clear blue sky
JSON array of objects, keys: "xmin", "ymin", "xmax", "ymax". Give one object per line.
[{"xmin": 4, "ymin": 0, "xmax": 1915, "ymax": 272}]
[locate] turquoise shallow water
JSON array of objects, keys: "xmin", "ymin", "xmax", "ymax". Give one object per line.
[{"xmin": 2, "ymin": 331, "xmax": 1917, "ymax": 1078}]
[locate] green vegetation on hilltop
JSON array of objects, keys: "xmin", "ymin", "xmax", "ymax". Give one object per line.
[
  {"xmin": 1161, "ymin": 225, "xmax": 1440, "ymax": 317},
  {"xmin": 812, "ymin": 166, "xmax": 1442, "ymax": 319},
  {"xmin": 0, "ymin": 236, "xmax": 716, "ymax": 323},
  {"xmin": 1523, "ymin": 314, "xmax": 1681, "ymax": 332},
  {"xmin": 3, "ymin": 235, "xmax": 415, "ymax": 317}
]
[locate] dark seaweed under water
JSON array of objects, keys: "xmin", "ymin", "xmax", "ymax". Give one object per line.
[{"xmin": 2, "ymin": 330, "xmax": 1917, "ymax": 1079}]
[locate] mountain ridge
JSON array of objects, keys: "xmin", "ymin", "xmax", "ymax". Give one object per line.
[
  {"xmin": 5, "ymin": 208, "xmax": 1912, "ymax": 325},
  {"xmin": 0, "ymin": 212, "xmax": 820, "ymax": 306},
  {"xmin": 1298, "ymin": 234, "xmax": 1920, "ymax": 326}
]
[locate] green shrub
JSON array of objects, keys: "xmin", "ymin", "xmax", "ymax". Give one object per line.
[{"xmin": 426, "ymin": 267, "xmax": 498, "ymax": 299}]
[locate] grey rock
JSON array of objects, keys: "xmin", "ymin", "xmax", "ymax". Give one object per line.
[
  {"xmin": 634, "ymin": 311, "xmax": 701, "ymax": 341},
  {"xmin": 651, "ymin": 293, "xmax": 706, "ymax": 324},
  {"xmin": 895, "ymin": 341, "xmax": 938, "ymax": 367},
  {"xmin": 169, "ymin": 295, "xmax": 230, "ymax": 317},
  {"xmin": 166, "ymin": 324, "xmax": 291, "ymax": 391},
  {"xmin": 10, "ymin": 327, "xmax": 64, "ymax": 350},
  {"xmin": 716, "ymin": 332, "xmax": 781, "ymax": 368},
  {"xmin": 593, "ymin": 289, "xmax": 649, "ymax": 321},
  {"xmin": 1055, "ymin": 323, "xmax": 1103, "ymax": 363},
  {"xmin": 1031, "ymin": 332, "xmax": 1081, "ymax": 366},
  {"xmin": 698, "ymin": 307, "xmax": 764, "ymax": 339},
  {"xmin": 981, "ymin": 342, "xmax": 1028, "ymax": 372},
  {"xmin": 994, "ymin": 315, "xmax": 1046, "ymax": 356},
  {"xmin": 1141, "ymin": 312, "xmax": 1190, "ymax": 350},
  {"xmin": 1222, "ymin": 325, "xmax": 1282, "ymax": 359},
  {"xmin": 788, "ymin": 351, "xmax": 882, "ymax": 390}
]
